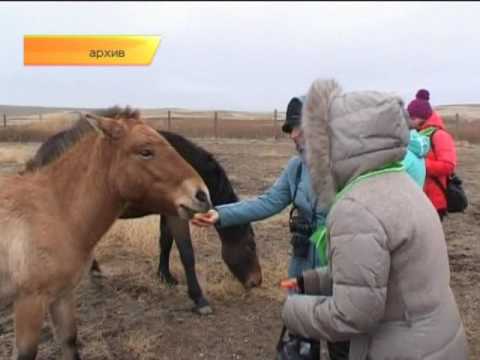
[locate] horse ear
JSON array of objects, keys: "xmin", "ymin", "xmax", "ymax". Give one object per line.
[{"xmin": 84, "ymin": 113, "xmax": 125, "ymax": 140}]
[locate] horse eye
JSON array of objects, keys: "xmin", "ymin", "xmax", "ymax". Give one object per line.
[{"xmin": 139, "ymin": 149, "xmax": 154, "ymax": 159}]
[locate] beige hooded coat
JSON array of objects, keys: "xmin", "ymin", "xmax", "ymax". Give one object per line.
[{"xmin": 281, "ymin": 79, "xmax": 469, "ymax": 360}]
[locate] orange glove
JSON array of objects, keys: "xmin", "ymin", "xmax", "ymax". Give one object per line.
[
  {"xmin": 280, "ymin": 276, "xmax": 305, "ymax": 293},
  {"xmin": 280, "ymin": 278, "xmax": 298, "ymax": 290}
]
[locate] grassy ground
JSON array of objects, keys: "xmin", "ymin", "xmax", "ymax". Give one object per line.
[{"xmin": 0, "ymin": 134, "xmax": 479, "ymax": 359}]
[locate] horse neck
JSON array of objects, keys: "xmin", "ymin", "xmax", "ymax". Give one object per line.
[{"xmin": 42, "ymin": 134, "xmax": 124, "ymax": 253}]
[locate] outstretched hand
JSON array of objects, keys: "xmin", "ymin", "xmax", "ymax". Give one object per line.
[{"xmin": 190, "ymin": 209, "xmax": 220, "ymax": 227}]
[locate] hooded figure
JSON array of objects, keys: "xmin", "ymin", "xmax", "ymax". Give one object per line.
[
  {"xmin": 281, "ymin": 79, "xmax": 469, "ymax": 360},
  {"xmin": 407, "ymin": 89, "xmax": 457, "ymax": 220}
]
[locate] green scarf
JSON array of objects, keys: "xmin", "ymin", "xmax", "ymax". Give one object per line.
[
  {"xmin": 419, "ymin": 127, "xmax": 437, "ymax": 137},
  {"xmin": 310, "ymin": 161, "xmax": 405, "ymax": 266}
]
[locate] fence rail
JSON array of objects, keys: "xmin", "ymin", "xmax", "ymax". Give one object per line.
[{"xmin": 1, "ymin": 110, "xmax": 480, "ymax": 143}]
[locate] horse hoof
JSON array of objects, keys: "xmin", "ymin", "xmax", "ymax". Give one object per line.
[
  {"xmin": 158, "ymin": 272, "xmax": 179, "ymax": 287},
  {"xmin": 193, "ymin": 304, "xmax": 213, "ymax": 316},
  {"xmin": 90, "ymin": 271, "xmax": 106, "ymax": 287},
  {"xmin": 90, "ymin": 269, "xmax": 106, "ymax": 281}
]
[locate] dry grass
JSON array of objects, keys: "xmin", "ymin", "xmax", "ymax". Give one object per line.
[
  {"xmin": 0, "ymin": 114, "xmax": 78, "ymax": 142},
  {"xmin": 94, "ymin": 215, "xmax": 256, "ymax": 303},
  {"xmin": 146, "ymin": 117, "xmax": 286, "ymax": 140},
  {"xmin": 125, "ymin": 330, "xmax": 158, "ymax": 359},
  {"xmin": 0, "ymin": 142, "xmax": 40, "ymax": 174},
  {"xmin": 100, "ymin": 216, "xmax": 160, "ymax": 258},
  {"xmin": 0, "ymin": 144, "xmax": 36, "ymax": 164},
  {"xmin": 443, "ymin": 116, "xmax": 480, "ymax": 144}
]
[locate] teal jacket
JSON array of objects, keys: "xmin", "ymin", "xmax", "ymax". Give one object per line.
[{"xmin": 403, "ymin": 129, "xmax": 430, "ymax": 187}]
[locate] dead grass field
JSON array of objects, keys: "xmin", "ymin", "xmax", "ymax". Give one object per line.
[{"xmin": 0, "ymin": 132, "xmax": 479, "ymax": 358}]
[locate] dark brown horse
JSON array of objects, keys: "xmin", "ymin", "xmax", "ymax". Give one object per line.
[
  {"xmin": 0, "ymin": 108, "xmax": 211, "ymax": 360},
  {"xmin": 25, "ymin": 108, "xmax": 263, "ymax": 315}
]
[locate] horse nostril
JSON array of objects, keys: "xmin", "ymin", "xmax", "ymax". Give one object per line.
[
  {"xmin": 195, "ymin": 190, "xmax": 208, "ymax": 203},
  {"xmin": 246, "ymin": 274, "xmax": 262, "ymax": 288}
]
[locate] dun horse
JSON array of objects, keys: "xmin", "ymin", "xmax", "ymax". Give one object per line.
[
  {"xmin": 25, "ymin": 111, "xmax": 263, "ymax": 315},
  {"xmin": 0, "ymin": 108, "xmax": 211, "ymax": 360}
]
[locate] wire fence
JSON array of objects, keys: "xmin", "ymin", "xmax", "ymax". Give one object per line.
[
  {"xmin": 1, "ymin": 110, "xmax": 480, "ymax": 143},
  {"xmin": 1, "ymin": 110, "xmax": 291, "ymax": 141}
]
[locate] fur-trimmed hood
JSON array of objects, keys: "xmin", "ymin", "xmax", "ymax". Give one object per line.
[
  {"xmin": 301, "ymin": 79, "xmax": 410, "ymax": 205},
  {"xmin": 283, "ymin": 80, "xmax": 469, "ymax": 360}
]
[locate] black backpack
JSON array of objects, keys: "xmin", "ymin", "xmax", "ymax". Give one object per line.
[
  {"xmin": 421, "ymin": 127, "xmax": 468, "ymax": 213},
  {"xmin": 433, "ymin": 173, "xmax": 468, "ymax": 213}
]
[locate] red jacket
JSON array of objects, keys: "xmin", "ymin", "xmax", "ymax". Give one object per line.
[{"xmin": 419, "ymin": 112, "xmax": 457, "ymax": 211}]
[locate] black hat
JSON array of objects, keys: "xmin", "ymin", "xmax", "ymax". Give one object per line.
[{"xmin": 282, "ymin": 96, "xmax": 305, "ymax": 133}]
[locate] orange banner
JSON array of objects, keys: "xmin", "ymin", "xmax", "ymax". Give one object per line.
[{"xmin": 24, "ymin": 35, "xmax": 161, "ymax": 66}]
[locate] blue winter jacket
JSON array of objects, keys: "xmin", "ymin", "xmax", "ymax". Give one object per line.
[
  {"xmin": 402, "ymin": 129, "xmax": 430, "ymax": 187},
  {"xmin": 215, "ymin": 155, "xmax": 328, "ymax": 277},
  {"xmin": 215, "ymin": 155, "xmax": 327, "ymax": 229}
]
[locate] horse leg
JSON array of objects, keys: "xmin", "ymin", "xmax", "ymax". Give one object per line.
[
  {"xmin": 13, "ymin": 296, "xmax": 46, "ymax": 360},
  {"xmin": 49, "ymin": 292, "xmax": 81, "ymax": 360},
  {"xmin": 166, "ymin": 216, "xmax": 212, "ymax": 315},
  {"xmin": 157, "ymin": 215, "xmax": 179, "ymax": 286}
]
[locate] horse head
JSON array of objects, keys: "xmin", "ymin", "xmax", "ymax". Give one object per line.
[{"xmin": 82, "ymin": 109, "xmax": 212, "ymax": 219}]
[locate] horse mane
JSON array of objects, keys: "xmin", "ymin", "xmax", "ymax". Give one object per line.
[
  {"xmin": 209, "ymin": 158, "xmax": 240, "ymax": 204},
  {"xmin": 157, "ymin": 130, "xmax": 239, "ymax": 205},
  {"xmin": 89, "ymin": 105, "xmax": 140, "ymax": 120},
  {"xmin": 24, "ymin": 106, "xmax": 140, "ymax": 172}
]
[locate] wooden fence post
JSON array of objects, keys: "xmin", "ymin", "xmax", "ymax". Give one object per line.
[
  {"xmin": 167, "ymin": 110, "xmax": 171, "ymax": 131},
  {"xmin": 214, "ymin": 111, "xmax": 219, "ymax": 139},
  {"xmin": 3, "ymin": 113, "xmax": 6, "ymax": 127},
  {"xmin": 273, "ymin": 109, "xmax": 278, "ymax": 140},
  {"xmin": 455, "ymin": 113, "xmax": 460, "ymax": 139}
]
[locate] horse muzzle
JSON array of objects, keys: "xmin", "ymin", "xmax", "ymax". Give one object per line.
[{"xmin": 176, "ymin": 181, "xmax": 212, "ymax": 220}]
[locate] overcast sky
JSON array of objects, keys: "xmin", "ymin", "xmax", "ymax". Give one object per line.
[{"xmin": 0, "ymin": 1, "xmax": 478, "ymax": 111}]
